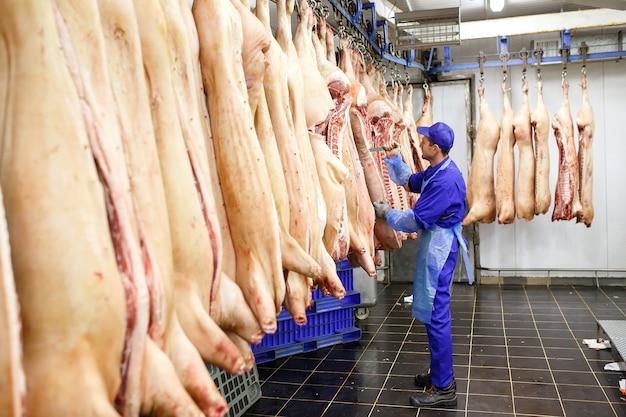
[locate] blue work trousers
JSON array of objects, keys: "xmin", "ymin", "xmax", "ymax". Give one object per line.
[{"xmin": 424, "ymin": 239, "xmax": 458, "ymax": 388}]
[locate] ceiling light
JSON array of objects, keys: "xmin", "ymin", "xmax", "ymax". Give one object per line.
[{"xmin": 490, "ymin": 0, "xmax": 504, "ymax": 12}]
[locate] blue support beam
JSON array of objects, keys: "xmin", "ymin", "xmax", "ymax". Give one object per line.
[{"xmin": 430, "ymin": 50, "xmax": 626, "ymax": 74}]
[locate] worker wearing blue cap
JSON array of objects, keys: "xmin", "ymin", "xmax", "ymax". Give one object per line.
[{"xmin": 373, "ymin": 121, "xmax": 472, "ymax": 409}]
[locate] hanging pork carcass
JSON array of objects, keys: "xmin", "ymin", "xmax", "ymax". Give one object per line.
[
  {"xmin": 138, "ymin": 0, "xmax": 249, "ymax": 379},
  {"xmin": 513, "ymin": 81, "xmax": 535, "ymax": 221},
  {"xmin": 338, "ymin": 40, "xmax": 402, "ymax": 251},
  {"xmin": 103, "ymin": 0, "xmax": 228, "ymax": 413},
  {"xmin": 179, "ymin": 0, "xmax": 264, "ymax": 352},
  {"xmin": 463, "ymin": 85, "xmax": 499, "ymax": 226},
  {"xmin": 254, "ymin": 0, "xmax": 319, "ymax": 322},
  {"xmin": 576, "ymin": 76, "xmax": 595, "ymax": 227},
  {"xmin": 531, "ymin": 80, "xmax": 551, "ymax": 215},
  {"xmin": 0, "ymin": 1, "xmax": 127, "ymax": 415},
  {"xmin": 496, "ymin": 81, "xmax": 516, "ymax": 224},
  {"xmin": 193, "ymin": 0, "xmax": 285, "ymax": 334},
  {"xmin": 552, "ymin": 79, "xmax": 582, "ymax": 221},
  {"xmin": 276, "ymin": 0, "xmax": 346, "ymax": 299}
]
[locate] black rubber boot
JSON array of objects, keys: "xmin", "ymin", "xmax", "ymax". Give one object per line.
[
  {"xmin": 409, "ymin": 380, "xmax": 457, "ymax": 408},
  {"xmin": 414, "ymin": 373, "xmax": 432, "ymax": 387}
]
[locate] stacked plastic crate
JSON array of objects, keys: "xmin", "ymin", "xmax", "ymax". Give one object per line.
[
  {"xmin": 206, "ymin": 363, "xmax": 261, "ymax": 417},
  {"xmin": 251, "ymin": 262, "xmax": 361, "ymax": 364}
]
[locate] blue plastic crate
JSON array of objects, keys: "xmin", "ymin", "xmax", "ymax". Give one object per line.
[
  {"xmin": 254, "ymin": 295, "xmax": 359, "ymax": 349},
  {"xmin": 254, "ymin": 326, "xmax": 361, "ymax": 364},
  {"xmin": 252, "ymin": 299, "xmax": 361, "ymax": 364}
]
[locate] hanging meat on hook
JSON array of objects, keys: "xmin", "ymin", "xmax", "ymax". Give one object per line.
[
  {"xmin": 576, "ymin": 76, "xmax": 595, "ymax": 227},
  {"xmin": 552, "ymin": 79, "xmax": 582, "ymax": 221},
  {"xmin": 513, "ymin": 80, "xmax": 535, "ymax": 221},
  {"xmin": 496, "ymin": 81, "xmax": 516, "ymax": 224},
  {"xmin": 463, "ymin": 85, "xmax": 499, "ymax": 226},
  {"xmin": 531, "ymin": 79, "xmax": 551, "ymax": 215},
  {"xmin": 0, "ymin": 1, "xmax": 128, "ymax": 415}
]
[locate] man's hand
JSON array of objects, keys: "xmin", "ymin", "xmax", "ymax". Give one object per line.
[
  {"xmin": 384, "ymin": 142, "xmax": 401, "ymax": 158},
  {"xmin": 373, "ymin": 200, "xmax": 391, "ymax": 220}
]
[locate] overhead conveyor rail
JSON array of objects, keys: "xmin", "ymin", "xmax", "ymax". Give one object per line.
[{"xmin": 318, "ymin": 0, "xmax": 626, "ymax": 80}]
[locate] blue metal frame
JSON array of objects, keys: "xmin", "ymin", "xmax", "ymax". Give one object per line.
[
  {"xmin": 325, "ymin": 0, "xmax": 626, "ymax": 76},
  {"xmin": 327, "ymin": 0, "xmax": 425, "ymax": 70}
]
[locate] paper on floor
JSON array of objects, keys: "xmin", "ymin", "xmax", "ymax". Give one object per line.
[
  {"xmin": 604, "ymin": 362, "xmax": 626, "ymax": 372},
  {"xmin": 582, "ymin": 338, "xmax": 611, "ymax": 350},
  {"xmin": 403, "ymin": 294, "xmax": 413, "ymax": 303}
]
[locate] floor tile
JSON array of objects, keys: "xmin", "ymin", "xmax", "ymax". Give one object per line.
[
  {"xmin": 467, "ymin": 394, "xmax": 514, "ymax": 413},
  {"xmin": 514, "ymin": 396, "xmax": 564, "ymax": 416},
  {"xmin": 322, "ymin": 402, "xmax": 373, "ymax": 417},
  {"xmin": 277, "ymin": 399, "xmax": 329, "ymax": 417},
  {"xmin": 333, "ymin": 386, "xmax": 380, "ymax": 404},
  {"xmin": 293, "ymin": 384, "xmax": 340, "ymax": 401},
  {"xmin": 243, "ymin": 284, "xmax": 626, "ymax": 417}
]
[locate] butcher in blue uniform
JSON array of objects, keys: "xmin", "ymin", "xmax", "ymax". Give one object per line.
[{"xmin": 373, "ymin": 121, "xmax": 472, "ymax": 408}]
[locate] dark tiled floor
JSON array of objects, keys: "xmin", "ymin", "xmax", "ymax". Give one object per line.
[{"xmin": 243, "ymin": 283, "xmax": 626, "ymax": 417}]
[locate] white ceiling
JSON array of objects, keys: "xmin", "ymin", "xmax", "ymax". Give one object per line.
[{"xmin": 390, "ymin": 0, "xmax": 626, "ymax": 21}]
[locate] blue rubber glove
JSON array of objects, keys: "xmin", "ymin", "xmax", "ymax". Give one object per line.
[
  {"xmin": 384, "ymin": 153, "xmax": 411, "ymax": 186},
  {"xmin": 373, "ymin": 200, "xmax": 392, "ymax": 220},
  {"xmin": 387, "ymin": 209, "xmax": 420, "ymax": 233}
]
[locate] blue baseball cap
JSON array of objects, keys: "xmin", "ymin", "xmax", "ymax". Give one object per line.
[{"xmin": 416, "ymin": 122, "xmax": 454, "ymax": 152}]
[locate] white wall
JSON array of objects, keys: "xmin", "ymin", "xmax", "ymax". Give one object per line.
[{"xmin": 409, "ymin": 57, "xmax": 626, "ymax": 278}]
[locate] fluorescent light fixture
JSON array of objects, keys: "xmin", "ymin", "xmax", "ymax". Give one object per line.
[{"xmin": 490, "ymin": 0, "xmax": 504, "ymax": 12}]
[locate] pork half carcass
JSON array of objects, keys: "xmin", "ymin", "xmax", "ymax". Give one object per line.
[
  {"xmin": 135, "ymin": 0, "xmax": 247, "ymax": 376},
  {"xmin": 50, "ymin": 1, "xmax": 151, "ymax": 413},
  {"xmin": 404, "ymin": 84, "xmax": 425, "ymax": 174},
  {"xmin": 100, "ymin": 0, "xmax": 227, "ymax": 414},
  {"xmin": 276, "ymin": 0, "xmax": 345, "ymax": 299},
  {"xmin": 531, "ymin": 80, "xmax": 551, "ymax": 215},
  {"xmin": 552, "ymin": 79, "xmax": 582, "ymax": 221},
  {"xmin": 237, "ymin": 0, "xmax": 321, "ymax": 284},
  {"xmin": 194, "ymin": 0, "xmax": 285, "ymax": 331},
  {"xmin": 0, "ymin": 1, "xmax": 126, "ymax": 414},
  {"xmin": 496, "ymin": 81, "xmax": 517, "ymax": 224},
  {"xmin": 576, "ymin": 76, "xmax": 595, "ymax": 227},
  {"xmin": 513, "ymin": 81, "xmax": 535, "ymax": 221},
  {"xmin": 254, "ymin": 0, "xmax": 320, "ymax": 323},
  {"xmin": 463, "ymin": 85, "xmax": 499, "ymax": 226},
  {"xmin": 237, "ymin": 0, "xmax": 318, "ymax": 324},
  {"xmin": 293, "ymin": 0, "xmax": 334, "ymax": 130}
]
